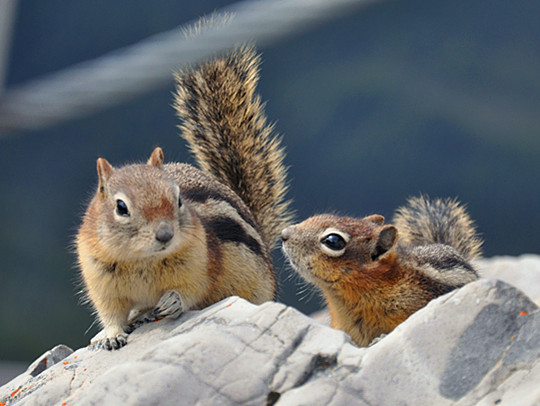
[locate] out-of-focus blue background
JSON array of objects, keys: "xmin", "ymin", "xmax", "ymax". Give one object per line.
[{"xmin": 1, "ymin": 0, "xmax": 539, "ymax": 363}]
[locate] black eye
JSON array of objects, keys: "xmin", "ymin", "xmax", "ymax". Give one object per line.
[
  {"xmin": 116, "ymin": 199, "xmax": 130, "ymax": 217},
  {"xmin": 178, "ymin": 193, "xmax": 182, "ymax": 208},
  {"xmin": 321, "ymin": 233, "xmax": 347, "ymax": 251}
]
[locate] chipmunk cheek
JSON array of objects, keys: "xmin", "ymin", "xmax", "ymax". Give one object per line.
[{"xmin": 311, "ymin": 256, "xmax": 342, "ymax": 283}]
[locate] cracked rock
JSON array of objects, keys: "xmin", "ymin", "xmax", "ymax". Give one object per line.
[{"xmin": 1, "ymin": 256, "xmax": 539, "ymax": 406}]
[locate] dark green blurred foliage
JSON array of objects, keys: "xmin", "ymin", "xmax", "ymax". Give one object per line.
[{"xmin": 1, "ymin": 0, "xmax": 539, "ymax": 361}]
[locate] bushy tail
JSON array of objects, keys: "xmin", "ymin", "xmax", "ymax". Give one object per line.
[
  {"xmin": 173, "ymin": 45, "xmax": 293, "ymax": 247},
  {"xmin": 392, "ymin": 195, "xmax": 483, "ymax": 260}
]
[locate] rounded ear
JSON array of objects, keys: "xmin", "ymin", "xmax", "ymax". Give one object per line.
[
  {"xmin": 364, "ymin": 214, "xmax": 385, "ymax": 225},
  {"xmin": 147, "ymin": 147, "xmax": 164, "ymax": 168},
  {"xmin": 371, "ymin": 225, "xmax": 398, "ymax": 261},
  {"xmin": 96, "ymin": 157, "xmax": 114, "ymax": 196}
]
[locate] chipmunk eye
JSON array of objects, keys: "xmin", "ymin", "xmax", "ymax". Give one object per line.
[
  {"xmin": 178, "ymin": 193, "xmax": 182, "ymax": 208},
  {"xmin": 321, "ymin": 233, "xmax": 347, "ymax": 251},
  {"xmin": 116, "ymin": 199, "xmax": 130, "ymax": 217}
]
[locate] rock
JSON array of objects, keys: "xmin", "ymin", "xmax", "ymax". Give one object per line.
[
  {"xmin": 0, "ymin": 345, "xmax": 74, "ymax": 401},
  {"xmin": 1, "ymin": 276, "xmax": 539, "ymax": 406},
  {"xmin": 26, "ymin": 345, "xmax": 74, "ymax": 378},
  {"xmin": 476, "ymin": 254, "xmax": 540, "ymax": 305}
]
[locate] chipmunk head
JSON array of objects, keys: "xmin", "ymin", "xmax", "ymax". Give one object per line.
[
  {"xmin": 93, "ymin": 147, "xmax": 191, "ymax": 261},
  {"xmin": 281, "ymin": 214, "xmax": 398, "ymax": 288}
]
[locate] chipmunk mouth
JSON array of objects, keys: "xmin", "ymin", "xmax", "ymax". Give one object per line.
[
  {"xmin": 126, "ymin": 235, "xmax": 181, "ymax": 260},
  {"xmin": 281, "ymin": 243, "xmax": 318, "ymax": 284},
  {"xmin": 152, "ymin": 237, "xmax": 182, "ymax": 256}
]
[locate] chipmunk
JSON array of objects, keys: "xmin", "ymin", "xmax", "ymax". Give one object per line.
[
  {"xmin": 281, "ymin": 195, "xmax": 482, "ymax": 346},
  {"xmin": 76, "ymin": 46, "xmax": 292, "ymax": 350}
]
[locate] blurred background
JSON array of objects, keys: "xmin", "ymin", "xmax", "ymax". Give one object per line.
[{"xmin": 0, "ymin": 0, "xmax": 539, "ymax": 375}]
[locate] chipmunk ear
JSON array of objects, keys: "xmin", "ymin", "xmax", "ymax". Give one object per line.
[
  {"xmin": 96, "ymin": 157, "xmax": 114, "ymax": 196},
  {"xmin": 364, "ymin": 214, "xmax": 385, "ymax": 225},
  {"xmin": 147, "ymin": 147, "xmax": 164, "ymax": 168},
  {"xmin": 372, "ymin": 225, "xmax": 397, "ymax": 261}
]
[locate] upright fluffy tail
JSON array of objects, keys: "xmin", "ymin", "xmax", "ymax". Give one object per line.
[
  {"xmin": 173, "ymin": 46, "xmax": 293, "ymax": 247},
  {"xmin": 392, "ymin": 195, "xmax": 483, "ymax": 260}
]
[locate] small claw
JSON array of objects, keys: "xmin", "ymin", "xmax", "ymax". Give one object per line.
[
  {"xmin": 112, "ymin": 333, "xmax": 128, "ymax": 349},
  {"xmin": 125, "ymin": 321, "xmax": 142, "ymax": 334},
  {"xmin": 91, "ymin": 333, "xmax": 128, "ymax": 351}
]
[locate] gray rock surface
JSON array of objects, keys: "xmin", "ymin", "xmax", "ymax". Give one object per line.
[
  {"xmin": 1, "ymin": 256, "xmax": 539, "ymax": 406},
  {"xmin": 476, "ymin": 254, "xmax": 540, "ymax": 305}
]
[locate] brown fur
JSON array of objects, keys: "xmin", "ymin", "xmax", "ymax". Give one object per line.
[
  {"xmin": 141, "ymin": 197, "xmax": 174, "ymax": 222},
  {"xmin": 282, "ymin": 196, "xmax": 480, "ymax": 346},
  {"xmin": 77, "ymin": 46, "xmax": 288, "ymax": 349}
]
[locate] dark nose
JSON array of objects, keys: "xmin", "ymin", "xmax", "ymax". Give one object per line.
[
  {"xmin": 281, "ymin": 227, "xmax": 291, "ymax": 242},
  {"xmin": 156, "ymin": 223, "xmax": 174, "ymax": 244}
]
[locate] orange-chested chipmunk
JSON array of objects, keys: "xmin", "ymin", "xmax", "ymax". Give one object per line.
[
  {"xmin": 76, "ymin": 46, "xmax": 292, "ymax": 350},
  {"xmin": 281, "ymin": 196, "xmax": 482, "ymax": 346}
]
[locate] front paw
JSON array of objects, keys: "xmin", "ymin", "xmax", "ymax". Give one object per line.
[
  {"xmin": 153, "ymin": 290, "xmax": 185, "ymax": 320},
  {"xmin": 91, "ymin": 333, "xmax": 128, "ymax": 351},
  {"xmin": 127, "ymin": 290, "xmax": 185, "ymax": 332}
]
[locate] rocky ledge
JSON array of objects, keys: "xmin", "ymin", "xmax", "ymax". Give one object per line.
[{"xmin": 1, "ymin": 255, "xmax": 539, "ymax": 406}]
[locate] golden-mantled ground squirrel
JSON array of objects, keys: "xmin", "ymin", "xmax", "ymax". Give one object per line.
[
  {"xmin": 76, "ymin": 46, "xmax": 293, "ymax": 350},
  {"xmin": 281, "ymin": 196, "xmax": 482, "ymax": 346}
]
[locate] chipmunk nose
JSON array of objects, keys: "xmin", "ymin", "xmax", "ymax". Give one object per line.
[
  {"xmin": 155, "ymin": 223, "xmax": 174, "ymax": 244},
  {"xmin": 281, "ymin": 227, "xmax": 292, "ymax": 242}
]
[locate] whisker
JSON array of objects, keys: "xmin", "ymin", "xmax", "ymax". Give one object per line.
[{"xmin": 84, "ymin": 318, "xmax": 99, "ymax": 336}]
